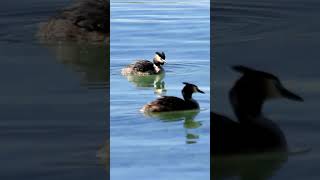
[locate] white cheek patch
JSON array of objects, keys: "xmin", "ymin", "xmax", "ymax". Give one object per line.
[
  {"xmin": 155, "ymin": 54, "xmax": 161, "ymax": 61},
  {"xmin": 155, "ymin": 54, "xmax": 165, "ymax": 64},
  {"xmin": 265, "ymin": 79, "xmax": 282, "ymax": 99},
  {"xmin": 193, "ymin": 86, "xmax": 198, "ymax": 93}
]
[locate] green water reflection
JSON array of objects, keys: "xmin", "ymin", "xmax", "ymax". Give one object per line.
[
  {"xmin": 143, "ymin": 110, "xmax": 202, "ymax": 144},
  {"xmin": 123, "ymin": 72, "xmax": 166, "ymax": 95},
  {"xmin": 213, "ymin": 152, "xmax": 288, "ymax": 180}
]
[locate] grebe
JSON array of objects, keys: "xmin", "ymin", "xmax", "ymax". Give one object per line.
[
  {"xmin": 212, "ymin": 65, "xmax": 303, "ymax": 155},
  {"xmin": 141, "ymin": 82, "xmax": 204, "ymax": 113},
  {"xmin": 38, "ymin": 0, "xmax": 109, "ymax": 43},
  {"xmin": 121, "ymin": 52, "xmax": 166, "ymax": 76}
]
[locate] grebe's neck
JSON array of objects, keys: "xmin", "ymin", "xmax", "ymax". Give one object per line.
[
  {"xmin": 182, "ymin": 88, "xmax": 193, "ymax": 101},
  {"xmin": 229, "ymin": 76, "xmax": 265, "ymax": 124},
  {"xmin": 153, "ymin": 58, "xmax": 163, "ymax": 67}
]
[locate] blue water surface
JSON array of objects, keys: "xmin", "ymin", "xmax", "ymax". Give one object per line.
[{"xmin": 0, "ymin": 0, "xmax": 108, "ymax": 179}]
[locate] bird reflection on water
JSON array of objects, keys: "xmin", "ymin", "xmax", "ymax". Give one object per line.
[
  {"xmin": 144, "ymin": 110, "xmax": 202, "ymax": 144},
  {"xmin": 123, "ymin": 72, "xmax": 167, "ymax": 96}
]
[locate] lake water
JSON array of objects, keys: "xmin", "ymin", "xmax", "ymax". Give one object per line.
[
  {"xmin": 0, "ymin": 0, "xmax": 108, "ymax": 179},
  {"xmin": 213, "ymin": 0, "xmax": 320, "ymax": 179},
  {"xmin": 110, "ymin": 1, "xmax": 210, "ymax": 180}
]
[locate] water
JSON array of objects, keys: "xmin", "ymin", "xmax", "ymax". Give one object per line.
[
  {"xmin": 213, "ymin": 0, "xmax": 320, "ymax": 179},
  {"xmin": 110, "ymin": 1, "xmax": 210, "ymax": 179},
  {"xmin": 0, "ymin": 0, "xmax": 108, "ymax": 179}
]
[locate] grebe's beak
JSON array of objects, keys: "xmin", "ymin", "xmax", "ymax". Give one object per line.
[
  {"xmin": 196, "ymin": 87, "xmax": 205, "ymax": 94},
  {"xmin": 277, "ymin": 83, "xmax": 303, "ymax": 102}
]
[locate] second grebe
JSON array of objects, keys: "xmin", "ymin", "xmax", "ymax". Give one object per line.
[
  {"xmin": 141, "ymin": 82, "xmax": 204, "ymax": 113},
  {"xmin": 212, "ymin": 65, "xmax": 303, "ymax": 155},
  {"xmin": 121, "ymin": 52, "xmax": 166, "ymax": 76}
]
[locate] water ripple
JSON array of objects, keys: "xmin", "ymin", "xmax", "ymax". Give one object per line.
[{"xmin": 213, "ymin": 0, "xmax": 320, "ymax": 44}]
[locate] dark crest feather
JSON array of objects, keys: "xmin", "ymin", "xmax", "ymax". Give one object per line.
[
  {"xmin": 156, "ymin": 51, "xmax": 166, "ymax": 60},
  {"xmin": 232, "ymin": 65, "xmax": 278, "ymax": 80},
  {"xmin": 182, "ymin": 82, "xmax": 196, "ymax": 86},
  {"xmin": 232, "ymin": 65, "xmax": 255, "ymax": 74}
]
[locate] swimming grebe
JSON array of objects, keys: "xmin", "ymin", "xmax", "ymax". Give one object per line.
[
  {"xmin": 38, "ymin": 0, "xmax": 109, "ymax": 43},
  {"xmin": 141, "ymin": 82, "xmax": 204, "ymax": 113},
  {"xmin": 212, "ymin": 65, "xmax": 303, "ymax": 155},
  {"xmin": 121, "ymin": 52, "xmax": 166, "ymax": 76}
]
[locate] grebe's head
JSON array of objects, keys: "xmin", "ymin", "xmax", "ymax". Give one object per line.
[
  {"xmin": 182, "ymin": 82, "xmax": 204, "ymax": 100},
  {"xmin": 230, "ymin": 65, "xmax": 303, "ymax": 122},
  {"xmin": 231, "ymin": 65, "xmax": 303, "ymax": 102},
  {"xmin": 154, "ymin": 51, "xmax": 166, "ymax": 65}
]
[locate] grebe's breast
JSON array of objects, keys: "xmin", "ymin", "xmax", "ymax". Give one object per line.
[
  {"xmin": 212, "ymin": 112, "xmax": 287, "ymax": 155},
  {"xmin": 142, "ymin": 96, "xmax": 199, "ymax": 113}
]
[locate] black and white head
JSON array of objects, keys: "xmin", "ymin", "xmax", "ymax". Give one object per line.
[
  {"xmin": 231, "ymin": 65, "xmax": 303, "ymax": 102},
  {"xmin": 182, "ymin": 82, "xmax": 205, "ymax": 99},
  {"xmin": 153, "ymin": 51, "xmax": 166, "ymax": 66},
  {"xmin": 229, "ymin": 65, "xmax": 303, "ymax": 121}
]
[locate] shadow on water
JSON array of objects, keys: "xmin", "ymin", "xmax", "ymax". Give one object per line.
[
  {"xmin": 143, "ymin": 110, "xmax": 202, "ymax": 144},
  {"xmin": 213, "ymin": 153, "xmax": 288, "ymax": 180},
  {"xmin": 39, "ymin": 40, "xmax": 110, "ymax": 173},
  {"xmin": 123, "ymin": 72, "xmax": 167, "ymax": 96},
  {"xmin": 39, "ymin": 42, "xmax": 109, "ymax": 87}
]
